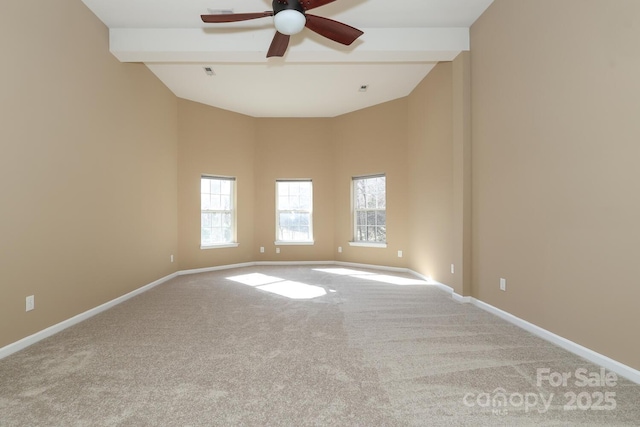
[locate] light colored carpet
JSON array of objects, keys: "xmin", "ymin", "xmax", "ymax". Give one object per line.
[{"xmin": 1, "ymin": 265, "xmax": 639, "ymax": 426}]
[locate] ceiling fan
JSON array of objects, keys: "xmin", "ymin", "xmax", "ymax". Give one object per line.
[{"xmin": 201, "ymin": 0, "xmax": 364, "ymax": 58}]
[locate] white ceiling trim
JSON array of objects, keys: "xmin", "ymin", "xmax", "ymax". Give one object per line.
[{"xmin": 109, "ymin": 27, "xmax": 469, "ymax": 63}]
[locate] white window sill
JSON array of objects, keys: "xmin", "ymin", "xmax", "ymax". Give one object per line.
[
  {"xmin": 348, "ymin": 241, "xmax": 388, "ymax": 248},
  {"xmin": 201, "ymin": 243, "xmax": 240, "ymax": 250},
  {"xmin": 274, "ymin": 241, "xmax": 315, "ymax": 246}
]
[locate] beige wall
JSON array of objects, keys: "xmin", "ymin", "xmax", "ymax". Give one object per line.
[
  {"xmin": 0, "ymin": 0, "xmax": 178, "ymax": 347},
  {"xmin": 406, "ymin": 63, "xmax": 456, "ymax": 287},
  {"xmin": 452, "ymin": 52, "xmax": 473, "ymax": 297},
  {"xmin": 253, "ymin": 119, "xmax": 336, "ymax": 261},
  {"xmin": 333, "ymin": 100, "xmax": 410, "ymax": 268},
  {"xmin": 471, "ymin": 0, "xmax": 640, "ymax": 369},
  {"xmin": 177, "ymin": 100, "xmax": 256, "ymax": 269}
]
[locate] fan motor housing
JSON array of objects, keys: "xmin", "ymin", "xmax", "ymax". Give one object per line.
[{"xmin": 273, "ymin": 0, "xmax": 305, "ymax": 15}]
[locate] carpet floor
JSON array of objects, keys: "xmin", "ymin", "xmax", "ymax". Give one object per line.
[{"xmin": 1, "ymin": 265, "xmax": 639, "ymax": 426}]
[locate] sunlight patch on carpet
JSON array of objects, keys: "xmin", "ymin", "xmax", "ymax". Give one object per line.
[
  {"xmin": 227, "ymin": 273, "xmax": 327, "ymax": 299},
  {"xmin": 314, "ymin": 268, "xmax": 431, "ymax": 286},
  {"xmin": 257, "ymin": 281, "xmax": 327, "ymax": 299},
  {"xmin": 226, "ymin": 273, "xmax": 282, "ymax": 287}
]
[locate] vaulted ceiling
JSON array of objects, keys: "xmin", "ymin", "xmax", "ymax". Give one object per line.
[{"xmin": 81, "ymin": 0, "xmax": 493, "ymax": 117}]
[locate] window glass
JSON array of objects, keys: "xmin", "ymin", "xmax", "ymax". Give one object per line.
[
  {"xmin": 201, "ymin": 176, "xmax": 235, "ymax": 246},
  {"xmin": 353, "ymin": 175, "xmax": 386, "ymax": 244},
  {"xmin": 276, "ymin": 180, "xmax": 313, "ymax": 243}
]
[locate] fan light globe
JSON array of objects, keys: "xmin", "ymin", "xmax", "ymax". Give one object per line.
[{"xmin": 274, "ymin": 10, "xmax": 306, "ymax": 35}]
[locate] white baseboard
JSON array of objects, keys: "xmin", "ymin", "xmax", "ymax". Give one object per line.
[
  {"xmin": 411, "ymin": 273, "xmax": 640, "ymax": 385},
  {"xmin": 256, "ymin": 260, "xmax": 335, "ymax": 266},
  {"xmin": 177, "ymin": 262, "xmax": 255, "ymax": 276},
  {"xmin": 3, "ymin": 261, "xmax": 639, "ymax": 386},
  {"xmin": 452, "ymin": 292, "xmax": 472, "ymax": 303},
  {"xmin": 0, "ymin": 272, "xmax": 178, "ymax": 361},
  {"xmin": 178, "ymin": 261, "xmax": 338, "ymax": 277},
  {"xmin": 469, "ymin": 298, "xmax": 640, "ymax": 385},
  {"xmin": 336, "ymin": 261, "xmax": 409, "ymax": 273},
  {"xmin": 0, "ymin": 260, "xmax": 415, "ymax": 360},
  {"xmin": 406, "ymin": 269, "xmax": 471, "ymax": 302}
]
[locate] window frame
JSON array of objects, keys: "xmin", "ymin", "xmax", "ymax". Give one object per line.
[
  {"xmin": 350, "ymin": 174, "xmax": 387, "ymax": 248},
  {"xmin": 200, "ymin": 175, "xmax": 238, "ymax": 250},
  {"xmin": 275, "ymin": 179, "xmax": 314, "ymax": 245}
]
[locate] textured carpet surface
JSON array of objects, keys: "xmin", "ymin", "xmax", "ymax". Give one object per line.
[{"xmin": 1, "ymin": 265, "xmax": 639, "ymax": 426}]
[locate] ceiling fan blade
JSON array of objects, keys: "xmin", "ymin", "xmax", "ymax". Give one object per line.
[
  {"xmin": 304, "ymin": 14, "xmax": 363, "ymax": 45},
  {"xmin": 267, "ymin": 32, "xmax": 291, "ymax": 57},
  {"xmin": 201, "ymin": 12, "xmax": 273, "ymax": 23},
  {"xmin": 300, "ymin": 0, "xmax": 338, "ymax": 11}
]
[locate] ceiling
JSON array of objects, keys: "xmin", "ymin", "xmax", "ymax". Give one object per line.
[{"xmin": 81, "ymin": 0, "xmax": 494, "ymax": 117}]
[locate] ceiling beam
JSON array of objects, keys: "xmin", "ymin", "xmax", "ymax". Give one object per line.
[{"xmin": 109, "ymin": 27, "xmax": 469, "ymax": 63}]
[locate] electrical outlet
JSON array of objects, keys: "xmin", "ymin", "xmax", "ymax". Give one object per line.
[
  {"xmin": 276, "ymin": 247, "xmax": 280, "ymax": 254},
  {"xmin": 398, "ymin": 250, "xmax": 403, "ymax": 258},
  {"xmin": 451, "ymin": 264, "xmax": 455, "ymax": 274},
  {"xmin": 170, "ymin": 254, "xmax": 174, "ymax": 263},
  {"xmin": 338, "ymin": 246, "xmax": 342, "ymax": 253},
  {"xmin": 500, "ymin": 278, "xmax": 506, "ymax": 291},
  {"xmin": 26, "ymin": 295, "xmax": 34, "ymax": 312},
  {"xmin": 260, "ymin": 246, "xmax": 265, "ymax": 253}
]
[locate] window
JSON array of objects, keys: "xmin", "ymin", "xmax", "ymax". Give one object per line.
[
  {"xmin": 201, "ymin": 176, "xmax": 236, "ymax": 248},
  {"xmin": 276, "ymin": 180, "xmax": 313, "ymax": 244},
  {"xmin": 352, "ymin": 174, "xmax": 386, "ymax": 245}
]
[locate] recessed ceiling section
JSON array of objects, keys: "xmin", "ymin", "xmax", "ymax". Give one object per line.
[
  {"xmin": 80, "ymin": 0, "xmax": 494, "ymax": 117},
  {"xmin": 146, "ymin": 62, "xmax": 436, "ymax": 118}
]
